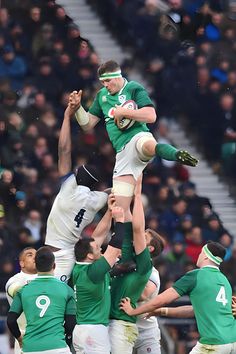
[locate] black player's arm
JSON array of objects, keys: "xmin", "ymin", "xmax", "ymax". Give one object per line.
[
  {"xmin": 58, "ymin": 103, "xmax": 79, "ymax": 176},
  {"xmin": 7, "ymin": 311, "xmax": 21, "ymax": 339},
  {"xmin": 64, "ymin": 314, "xmax": 76, "ymax": 347}
]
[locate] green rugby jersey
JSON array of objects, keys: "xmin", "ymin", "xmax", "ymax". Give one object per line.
[
  {"xmin": 89, "ymin": 80, "xmax": 154, "ymax": 152},
  {"xmin": 10, "ymin": 275, "xmax": 76, "ymax": 352},
  {"xmin": 72, "ymin": 256, "xmax": 111, "ymax": 326},
  {"xmin": 110, "ymin": 223, "xmax": 152, "ymax": 323},
  {"xmin": 173, "ymin": 266, "xmax": 236, "ymax": 345}
]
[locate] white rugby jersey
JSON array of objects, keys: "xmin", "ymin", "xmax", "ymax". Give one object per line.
[
  {"xmin": 45, "ymin": 173, "xmax": 108, "ymax": 249},
  {"xmin": 6, "ymin": 271, "xmax": 37, "ymax": 331},
  {"xmin": 136, "ymin": 267, "xmax": 161, "ymax": 332}
]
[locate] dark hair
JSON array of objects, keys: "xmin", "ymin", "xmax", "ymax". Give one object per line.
[
  {"xmin": 98, "ymin": 60, "xmax": 120, "ymax": 77},
  {"xmin": 207, "ymin": 241, "xmax": 226, "ymax": 260},
  {"xmin": 75, "ymin": 165, "xmax": 99, "ymax": 189},
  {"xmin": 35, "ymin": 246, "xmax": 55, "ymax": 272},
  {"xmin": 74, "ymin": 237, "xmax": 95, "ymax": 261},
  {"xmin": 145, "ymin": 229, "xmax": 165, "ymax": 258}
]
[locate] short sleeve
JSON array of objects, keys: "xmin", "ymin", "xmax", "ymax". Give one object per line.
[
  {"xmin": 135, "ymin": 248, "xmax": 152, "ymax": 275},
  {"xmin": 132, "ymin": 83, "xmax": 154, "ymax": 108},
  {"xmin": 87, "ymin": 256, "xmax": 111, "ymax": 283},
  {"xmin": 89, "ymin": 92, "xmax": 104, "ymax": 118},
  {"xmin": 92, "ymin": 191, "xmax": 108, "ymax": 211},
  {"xmin": 9, "ymin": 290, "xmax": 23, "ymax": 315},
  {"xmin": 173, "ymin": 270, "xmax": 198, "ymax": 296},
  {"xmin": 65, "ymin": 286, "xmax": 76, "ymax": 315}
]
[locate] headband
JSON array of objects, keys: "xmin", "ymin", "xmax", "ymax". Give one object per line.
[
  {"xmin": 99, "ymin": 70, "xmax": 122, "ymax": 80},
  {"xmin": 82, "ymin": 165, "xmax": 99, "ymax": 182},
  {"xmin": 203, "ymin": 244, "xmax": 223, "ymax": 265}
]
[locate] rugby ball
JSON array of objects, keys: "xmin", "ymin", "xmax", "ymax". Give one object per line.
[{"xmin": 116, "ymin": 100, "xmax": 137, "ymax": 131}]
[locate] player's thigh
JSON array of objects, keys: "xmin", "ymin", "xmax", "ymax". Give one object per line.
[
  {"xmin": 190, "ymin": 341, "xmax": 233, "ymax": 354},
  {"xmin": 109, "ymin": 320, "xmax": 138, "ymax": 354},
  {"xmin": 73, "ymin": 324, "xmax": 110, "ymax": 354},
  {"xmin": 53, "ymin": 249, "xmax": 75, "ymax": 283}
]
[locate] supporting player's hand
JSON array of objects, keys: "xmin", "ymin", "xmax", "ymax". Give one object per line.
[
  {"xmin": 112, "ymin": 206, "xmax": 124, "ymax": 223},
  {"xmin": 119, "ymin": 297, "xmax": 135, "ymax": 315},
  {"xmin": 232, "ymin": 296, "xmax": 236, "ymax": 317},
  {"xmin": 108, "ymin": 193, "xmax": 116, "ymax": 211}
]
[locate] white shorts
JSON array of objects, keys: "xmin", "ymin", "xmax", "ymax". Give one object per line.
[
  {"xmin": 73, "ymin": 324, "xmax": 110, "ymax": 354},
  {"xmin": 109, "ymin": 319, "xmax": 138, "ymax": 354},
  {"xmin": 53, "ymin": 248, "xmax": 75, "ymax": 283},
  {"xmin": 133, "ymin": 326, "xmax": 161, "ymax": 354},
  {"xmin": 190, "ymin": 341, "xmax": 236, "ymax": 354},
  {"xmin": 24, "ymin": 348, "xmax": 71, "ymax": 354},
  {"xmin": 113, "ymin": 132, "xmax": 155, "ymax": 180}
]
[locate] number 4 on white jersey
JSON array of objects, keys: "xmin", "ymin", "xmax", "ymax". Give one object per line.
[{"xmin": 216, "ymin": 286, "xmax": 228, "ymax": 306}]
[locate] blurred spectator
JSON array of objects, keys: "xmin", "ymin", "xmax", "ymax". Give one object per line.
[
  {"xmin": 221, "ymin": 246, "xmax": 236, "ymax": 292},
  {"xmin": 0, "ymin": 45, "xmax": 27, "ymax": 90},
  {"xmin": 185, "ymin": 226, "xmax": 204, "ymax": 263},
  {"xmin": 23, "ymin": 209, "xmax": 42, "ymax": 242},
  {"xmin": 202, "ymin": 213, "xmax": 227, "ymax": 242}
]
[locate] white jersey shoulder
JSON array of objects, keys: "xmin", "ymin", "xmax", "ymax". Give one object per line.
[
  {"xmin": 6, "ymin": 271, "xmax": 37, "ymax": 333},
  {"xmin": 6, "ymin": 271, "xmax": 37, "ymax": 304},
  {"xmin": 45, "ymin": 174, "xmax": 108, "ymax": 249}
]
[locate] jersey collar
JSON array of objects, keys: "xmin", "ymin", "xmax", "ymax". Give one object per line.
[
  {"xmin": 118, "ymin": 78, "xmax": 128, "ymax": 95},
  {"xmin": 202, "ymin": 265, "xmax": 219, "ymax": 270}
]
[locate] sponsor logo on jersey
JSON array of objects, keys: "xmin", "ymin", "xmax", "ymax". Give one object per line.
[
  {"xmin": 118, "ymin": 95, "xmax": 126, "ymax": 104},
  {"xmin": 102, "ymin": 95, "xmax": 107, "ymax": 102}
]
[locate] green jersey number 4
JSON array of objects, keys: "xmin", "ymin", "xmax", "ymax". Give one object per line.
[
  {"xmin": 216, "ymin": 286, "xmax": 228, "ymax": 306},
  {"xmin": 36, "ymin": 295, "xmax": 51, "ymax": 317}
]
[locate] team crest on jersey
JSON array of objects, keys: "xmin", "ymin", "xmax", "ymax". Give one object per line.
[
  {"xmin": 102, "ymin": 95, "xmax": 107, "ymax": 102},
  {"xmin": 118, "ymin": 95, "xmax": 126, "ymax": 104}
]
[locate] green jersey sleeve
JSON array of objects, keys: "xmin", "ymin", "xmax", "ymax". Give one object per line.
[
  {"xmin": 87, "ymin": 256, "xmax": 111, "ymax": 283},
  {"xmin": 9, "ymin": 289, "xmax": 23, "ymax": 315},
  {"xmin": 65, "ymin": 286, "xmax": 76, "ymax": 315},
  {"xmin": 173, "ymin": 269, "xmax": 198, "ymax": 296},
  {"xmin": 135, "ymin": 248, "xmax": 152, "ymax": 275},
  {"xmin": 89, "ymin": 92, "xmax": 104, "ymax": 118}
]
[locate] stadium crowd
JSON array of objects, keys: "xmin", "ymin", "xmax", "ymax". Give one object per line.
[{"xmin": 0, "ymin": 0, "xmax": 236, "ymax": 353}]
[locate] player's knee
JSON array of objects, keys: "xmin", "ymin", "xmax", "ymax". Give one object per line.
[
  {"xmin": 112, "ymin": 180, "xmax": 135, "ymax": 197},
  {"xmin": 136, "ymin": 136, "xmax": 156, "ymax": 161}
]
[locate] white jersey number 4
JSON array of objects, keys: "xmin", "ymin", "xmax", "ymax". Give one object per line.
[
  {"xmin": 36, "ymin": 295, "xmax": 51, "ymax": 317},
  {"xmin": 216, "ymin": 286, "xmax": 228, "ymax": 306}
]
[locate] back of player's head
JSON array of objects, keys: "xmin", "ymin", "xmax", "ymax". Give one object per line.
[
  {"xmin": 35, "ymin": 246, "xmax": 55, "ymax": 272},
  {"xmin": 206, "ymin": 241, "xmax": 226, "ymax": 260},
  {"xmin": 145, "ymin": 229, "xmax": 165, "ymax": 258},
  {"xmin": 75, "ymin": 164, "xmax": 99, "ymax": 189},
  {"xmin": 74, "ymin": 237, "xmax": 95, "ymax": 261},
  {"xmin": 98, "ymin": 60, "xmax": 120, "ymax": 76}
]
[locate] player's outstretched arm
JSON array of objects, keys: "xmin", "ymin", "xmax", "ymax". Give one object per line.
[
  {"xmin": 119, "ymin": 287, "xmax": 180, "ymax": 316},
  {"xmin": 91, "ymin": 194, "xmax": 115, "ymax": 247},
  {"xmin": 70, "ymin": 90, "xmax": 100, "ymax": 131},
  {"xmin": 132, "ymin": 175, "xmax": 146, "ymax": 255},
  {"xmin": 148, "ymin": 305, "xmax": 194, "ymax": 319},
  {"xmin": 58, "ymin": 101, "xmax": 79, "ymax": 176}
]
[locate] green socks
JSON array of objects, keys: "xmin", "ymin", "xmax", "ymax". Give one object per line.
[{"xmin": 155, "ymin": 143, "xmax": 177, "ymax": 161}]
